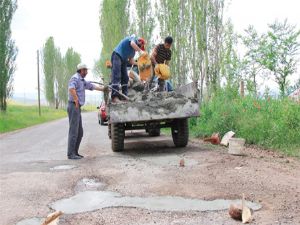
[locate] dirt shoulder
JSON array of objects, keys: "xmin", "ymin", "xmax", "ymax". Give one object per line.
[{"xmin": 0, "ymin": 113, "xmax": 299, "ymax": 225}]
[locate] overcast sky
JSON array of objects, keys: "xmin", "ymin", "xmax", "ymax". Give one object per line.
[
  {"xmin": 11, "ymin": 0, "xmax": 101, "ymax": 96},
  {"xmin": 11, "ymin": 0, "xmax": 300, "ymax": 96}
]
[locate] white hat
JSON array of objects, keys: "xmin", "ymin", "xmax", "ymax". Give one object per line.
[{"xmin": 77, "ymin": 63, "xmax": 88, "ymax": 70}]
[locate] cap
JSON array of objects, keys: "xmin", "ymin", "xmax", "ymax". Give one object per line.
[
  {"xmin": 138, "ymin": 37, "xmax": 146, "ymax": 50},
  {"xmin": 77, "ymin": 63, "xmax": 88, "ymax": 70}
]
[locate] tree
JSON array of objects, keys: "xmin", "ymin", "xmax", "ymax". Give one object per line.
[
  {"xmin": 206, "ymin": 0, "xmax": 225, "ymax": 95},
  {"xmin": 0, "ymin": 0, "xmax": 18, "ymax": 111},
  {"xmin": 157, "ymin": 0, "xmax": 188, "ymax": 87},
  {"xmin": 42, "ymin": 38, "xmax": 81, "ymax": 108},
  {"xmin": 190, "ymin": 0, "xmax": 207, "ymax": 102},
  {"xmin": 240, "ymin": 26, "xmax": 264, "ymax": 96},
  {"xmin": 42, "ymin": 37, "xmax": 65, "ymax": 108},
  {"xmin": 42, "ymin": 37, "xmax": 56, "ymax": 106},
  {"xmin": 220, "ymin": 20, "xmax": 242, "ymax": 92},
  {"xmin": 60, "ymin": 48, "xmax": 81, "ymax": 107},
  {"xmin": 95, "ymin": 0, "xmax": 129, "ymax": 83},
  {"xmin": 53, "ymin": 48, "xmax": 63, "ymax": 109},
  {"xmin": 259, "ymin": 20, "xmax": 300, "ymax": 97},
  {"xmin": 134, "ymin": 0, "xmax": 155, "ymax": 51}
]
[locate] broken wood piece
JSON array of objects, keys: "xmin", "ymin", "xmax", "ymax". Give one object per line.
[
  {"xmin": 220, "ymin": 131, "xmax": 235, "ymax": 146},
  {"xmin": 242, "ymin": 193, "xmax": 252, "ymax": 223},
  {"xmin": 229, "ymin": 194, "xmax": 253, "ymax": 223},
  {"xmin": 41, "ymin": 211, "xmax": 63, "ymax": 225}
]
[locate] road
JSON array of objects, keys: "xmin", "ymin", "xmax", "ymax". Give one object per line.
[{"xmin": 0, "ymin": 112, "xmax": 299, "ymax": 225}]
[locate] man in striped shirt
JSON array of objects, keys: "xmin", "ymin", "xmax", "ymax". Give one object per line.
[{"xmin": 150, "ymin": 36, "xmax": 173, "ymax": 91}]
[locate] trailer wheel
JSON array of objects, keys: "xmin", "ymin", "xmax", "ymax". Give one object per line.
[
  {"xmin": 148, "ymin": 128, "xmax": 160, "ymax": 137},
  {"xmin": 171, "ymin": 118, "xmax": 189, "ymax": 147},
  {"xmin": 111, "ymin": 123, "xmax": 124, "ymax": 152},
  {"xmin": 108, "ymin": 123, "xmax": 111, "ymax": 139}
]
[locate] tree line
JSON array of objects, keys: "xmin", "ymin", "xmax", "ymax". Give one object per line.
[
  {"xmin": 42, "ymin": 37, "xmax": 81, "ymax": 109},
  {"xmin": 1, "ymin": 0, "xmax": 300, "ymax": 112},
  {"xmin": 1, "ymin": 0, "xmax": 81, "ymax": 111},
  {"xmin": 96, "ymin": 0, "xmax": 300, "ymax": 101}
]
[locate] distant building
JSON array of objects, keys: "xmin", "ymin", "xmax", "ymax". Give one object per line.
[{"xmin": 289, "ymin": 88, "xmax": 300, "ymax": 101}]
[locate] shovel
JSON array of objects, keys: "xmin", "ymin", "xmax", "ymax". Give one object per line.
[{"xmin": 91, "ymin": 81, "xmax": 131, "ymax": 101}]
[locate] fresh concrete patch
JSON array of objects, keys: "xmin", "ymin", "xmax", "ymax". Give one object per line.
[
  {"xmin": 50, "ymin": 165, "xmax": 77, "ymax": 171},
  {"xmin": 50, "ymin": 191, "xmax": 262, "ymax": 214}
]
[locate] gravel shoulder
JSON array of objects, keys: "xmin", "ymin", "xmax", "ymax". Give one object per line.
[{"xmin": 0, "ymin": 112, "xmax": 299, "ymax": 225}]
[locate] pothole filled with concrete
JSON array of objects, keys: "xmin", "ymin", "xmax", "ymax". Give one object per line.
[
  {"xmin": 50, "ymin": 191, "xmax": 262, "ymax": 214},
  {"xmin": 74, "ymin": 178, "xmax": 106, "ymax": 192},
  {"xmin": 16, "ymin": 217, "xmax": 42, "ymax": 225},
  {"xmin": 139, "ymin": 154, "xmax": 198, "ymax": 167},
  {"xmin": 50, "ymin": 165, "xmax": 77, "ymax": 171}
]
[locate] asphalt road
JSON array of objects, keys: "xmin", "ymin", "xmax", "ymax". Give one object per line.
[{"xmin": 0, "ymin": 112, "xmax": 299, "ymax": 225}]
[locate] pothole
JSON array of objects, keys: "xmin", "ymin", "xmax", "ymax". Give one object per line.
[
  {"xmin": 50, "ymin": 165, "xmax": 77, "ymax": 171},
  {"xmin": 50, "ymin": 191, "xmax": 262, "ymax": 214},
  {"xmin": 16, "ymin": 217, "xmax": 42, "ymax": 225},
  {"xmin": 139, "ymin": 154, "xmax": 198, "ymax": 167},
  {"xmin": 74, "ymin": 178, "xmax": 106, "ymax": 192}
]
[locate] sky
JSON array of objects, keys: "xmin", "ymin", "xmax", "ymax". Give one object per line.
[
  {"xmin": 11, "ymin": 0, "xmax": 101, "ymax": 99},
  {"xmin": 11, "ymin": 0, "xmax": 300, "ymax": 99}
]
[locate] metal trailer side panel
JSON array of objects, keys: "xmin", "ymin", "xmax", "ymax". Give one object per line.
[{"xmin": 109, "ymin": 98, "xmax": 199, "ymax": 123}]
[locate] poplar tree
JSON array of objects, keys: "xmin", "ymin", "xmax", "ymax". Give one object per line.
[
  {"xmin": 42, "ymin": 37, "xmax": 56, "ymax": 106},
  {"xmin": 135, "ymin": 0, "xmax": 155, "ymax": 50},
  {"xmin": 60, "ymin": 48, "xmax": 81, "ymax": 107},
  {"xmin": 95, "ymin": 0, "xmax": 129, "ymax": 83},
  {"xmin": 0, "ymin": 0, "xmax": 18, "ymax": 111}
]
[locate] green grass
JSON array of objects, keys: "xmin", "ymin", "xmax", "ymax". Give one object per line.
[
  {"xmin": 190, "ymin": 90, "xmax": 300, "ymax": 157},
  {"xmin": 0, "ymin": 104, "xmax": 67, "ymax": 133},
  {"xmin": 81, "ymin": 104, "xmax": 98, "ymax": 112}
]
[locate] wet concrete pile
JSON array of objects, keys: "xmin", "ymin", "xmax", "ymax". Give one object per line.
[
  {"xmin": 109, "ymin": 91, "xmax": 199, "ymax": 123},
  {"xmin": 130, "ymin": 91, "xmax": 186, "ymax": 102}
]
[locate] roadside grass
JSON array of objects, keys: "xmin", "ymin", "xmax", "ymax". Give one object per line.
[
  {"xmin": 81, "ymin": 104, "xmax": 98, "ymax": 112},
  {"xmin": 0, "ymin": 104, "xmax": 67, "ymax": 133},
  {"xmin": 190, "ymin": 90, "xmax": 300, "ymax": 157}
]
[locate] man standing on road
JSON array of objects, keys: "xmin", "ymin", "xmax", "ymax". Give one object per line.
[
  {"xmin": 150, "ymin": 36, "xmax": 173, "ymax": 91},
  {"xmin": 67, "ymin": 63, "xmax": 107, "ymax": 160},
  {"xmin": 111, "ymin": 35, "xmax": 146, "ymax": 103}
]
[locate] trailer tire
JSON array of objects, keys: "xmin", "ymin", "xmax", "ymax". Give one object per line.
[
  {"xmin": 148, "ymin": 128, "xmax": 160, "ymax": 137},
  {"xmin": 108, "ymin": 123, "xmax": 111, "ymax": 139},
  {"xmin": 111, "ymin": 123, "xmax": 124, "ymax": 152},
  {"xmin": 171, "ymin": 118, "xmax": 189, "ymax": 147}
]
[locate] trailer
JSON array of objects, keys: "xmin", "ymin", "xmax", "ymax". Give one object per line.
[{"xmin": 107, "ymin": 82, "xmax": 200, "ymax": 152}]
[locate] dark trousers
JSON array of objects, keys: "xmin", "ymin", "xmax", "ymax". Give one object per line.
[
  {"xmin": 111, "ymin": 52, "xmax": 129, "ymax": 98},
  {"xmin": 67, "ymin": 102, "xmax": 83, "ymax": 157}
]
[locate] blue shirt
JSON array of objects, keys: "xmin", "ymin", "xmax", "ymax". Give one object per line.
[
  {"xmin": 68, "ymin": 73, "xmax": 94, "ymax": 106},
  {"xmin": 114, "ymin": 36, "xmax": 138, "ymax": 61}
]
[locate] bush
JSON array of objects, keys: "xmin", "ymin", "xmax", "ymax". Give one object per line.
[{"xmin": 191, "ymin": 90, "xmax": 300, "ymax": 157}]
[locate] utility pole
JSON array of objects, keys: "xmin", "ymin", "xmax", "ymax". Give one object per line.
[
  {"xmin": 37, "ymin": 50, "xmax": 41, "ymax": 116},
  {"xmin": 240, "ymin": 80, "xmax": 245, "ymax": 97}
]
